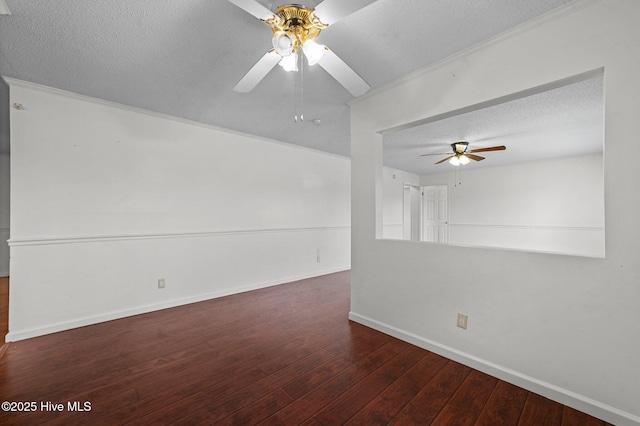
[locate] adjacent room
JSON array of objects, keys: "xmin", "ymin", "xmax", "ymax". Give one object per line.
[
  {"xmin": 381, "ymin": 71, "xmax": 604, "ymax": 258},
  {"xmin": 1, "ymin": 0, "xmax": 639, "ymax": 424}
]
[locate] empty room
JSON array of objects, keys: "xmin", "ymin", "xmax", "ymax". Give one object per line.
[{"xmin": 1, "ymin": 0, "xmax": 639, "ymax": 424}]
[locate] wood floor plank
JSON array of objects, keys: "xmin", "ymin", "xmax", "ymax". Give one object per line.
[
  {"xmin": 258, "ymin": 340, "xmax": 411, "ymax": 425},
  {"xmin": 474, "ymin": 380, "xmax": 528, "ymax": 426},
  {"xmin": 257, "ymin": 321, "xmax": 387, "ymax": 377},
  {"xmin": 343, "ymin": 351, "xmax": 449, "ymax": 425},
  {"xmin": 214, "ymin": 389, "xmax": 294, "ymax": 426},
  {"xmin": 278, "ymin": 333, "xmax": 395, "ymax": 401},
  {"xmin": 561, "ymin": 406, "xmax": 606, "ymax": 426},
  {"xmin": 388, "ymin": 361, "xmax": 473, "ymax": 425},
  {"xmin": 0, "ymin": 272, "xmax": 610, "ymax": 426},
  {"xmin": 518, "ymin": 393, "xmax": 565, "ymax": 426},
  {"xmin": 430, "ymin": 369, "xmax": 499, "ymax": 425},
  {"xmin": 313, "ymin": 344, "xmax": 428, "ymax": 425}
]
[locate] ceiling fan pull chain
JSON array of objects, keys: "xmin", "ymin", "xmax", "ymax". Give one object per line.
[{"xmin": 454, "ymin": 169, "xmax": 462, "ymax": 187}]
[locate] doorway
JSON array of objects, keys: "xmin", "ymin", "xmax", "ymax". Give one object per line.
[
  {"xmin": 422, "ymin": 185, "xmax": 448, "ymax": 243},
  {"xmin": 403, "ymin": 184, "xmax": 421, "ymax": 241}
]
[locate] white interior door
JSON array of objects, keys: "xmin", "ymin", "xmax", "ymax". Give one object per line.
[{"xmin": 422, "ymin": 185, "xmax": 448, "ymax": 243}]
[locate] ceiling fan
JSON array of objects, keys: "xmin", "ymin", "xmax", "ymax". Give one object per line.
[
  {"xmin": 227, "ymin": 0, "xmax": 375, "ymax": 97},
  {"xmin": 421, "ymin": 141, "xmax": 506, "ymax": 166}
]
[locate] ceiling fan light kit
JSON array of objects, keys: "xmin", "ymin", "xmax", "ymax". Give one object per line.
[
  {"xmin": 302, "ymin": 40, "xmax": 326, "ymax": 66},
  {"xmin": 272, "ymin": 31, "xmax": 295, "ymax": 56},
  {"xmin": 229, "ymin": 0, "xmax": 373, "ymax": 97},
  {"xmin": 279, "ymin": 51, "xmax": 298, "ymax": 71},
  {"xmin": 449, "ymin": 155, "xmax": 470, "ymax": 166}
]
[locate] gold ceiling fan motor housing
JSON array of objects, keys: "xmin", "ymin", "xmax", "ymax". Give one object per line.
[{"xmin": 266, "ymin": 5, "xmax": 328, "ymax": 53}]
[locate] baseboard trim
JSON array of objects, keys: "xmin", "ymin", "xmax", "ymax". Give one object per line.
[
  {"xmin": 349, "ymin": 311, "xmax": 640, "ymax": 426},
  {"xmin": 4, "ymin": 267, "xmax": 349, "ymax": 342}
]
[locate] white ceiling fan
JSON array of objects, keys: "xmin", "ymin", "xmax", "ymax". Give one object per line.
[{"xmin": 228, "ymin": 0, "xmax": 376, "ymax": 97}]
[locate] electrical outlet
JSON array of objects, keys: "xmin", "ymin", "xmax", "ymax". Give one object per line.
[
  {"xmin": 158, "ymin": 278, "xmax": 165, "ymax": 289},
  {"xmin": 316, "ymin": 249, "xmax": 320, "ymax": 263},
  {"xmin": 457, "ymin": 313, "xmax": 468, "ymax": 329}
]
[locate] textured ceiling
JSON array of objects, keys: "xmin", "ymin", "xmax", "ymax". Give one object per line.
[
  {"xmin": 0, "ymin": 0, "xmax": 576, "ymax": 157},
  {"xmin": 384, "ymin": 73, "xmax": 604, "ymax": 175}
]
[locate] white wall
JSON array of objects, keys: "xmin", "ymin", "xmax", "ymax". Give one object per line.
[
  {"xmin": 382, "ymin": 167, "xmax": 419, "ymax": 239},
  {"xmin": 6, "ymin": 79, "xmax": 351, "ymax": 341},
  {"xmin": 0, "ymin": 78, "xmax": 9, "ymax": 276},
  {"xmin": 350, "ymin": 1, "xmax": 640, "ymax": 424},
  {"xmin": 420, "ymin": 154, "xmax": 604, "ymax": 257}
]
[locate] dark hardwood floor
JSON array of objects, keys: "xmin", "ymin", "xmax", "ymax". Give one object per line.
[{"xmin": 0, "ymin": 271, "xmax": 610, "ymax": 425}]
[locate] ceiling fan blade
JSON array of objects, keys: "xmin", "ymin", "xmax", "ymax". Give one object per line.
[
  {"xmin": 435, "ymin": 156, "xmax": 455, "ymax": 165},
  {"xmin": 227, "ymin": 0, "xmax": 275, "ymax": 20},
  {"xmin": 0, "ymin": 0, "xmax": 10, "ymax": 15},
  {"xmin": 313, "ymin": 0, "xmax": 378, "ymax": 25},
  {"xmin": 468, "ymin": 145, "xmax": 506, "ymax": 153},
  {"xmin": 317, "ymin": 47, "xmax": 370, "ymax": 97},
  {"xmin": 420, "ymin": 152, "xmax": 453, "ymax": 157},
  {"xmin": 466, "ymin": 154, "xmax": 485, "ymax": 161},
  {"xmin": 233, "ymin": 50, "xmax": 281, "ymax": 93}
]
